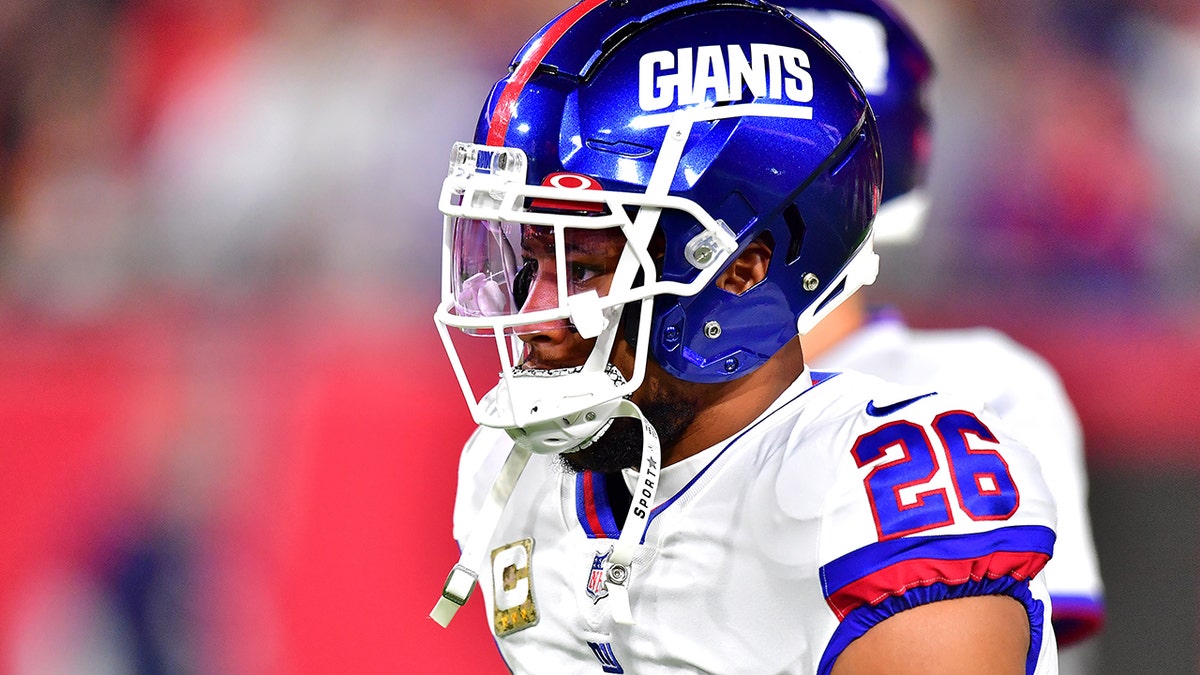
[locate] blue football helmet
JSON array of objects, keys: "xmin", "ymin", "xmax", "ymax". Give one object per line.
[
  {"xmin": 785, "ymin": 0, "xmax": 933, "ymax": 243},
  {"xmin": 434, "ymin": 0, "xmax": 883, "ymax": 453}
]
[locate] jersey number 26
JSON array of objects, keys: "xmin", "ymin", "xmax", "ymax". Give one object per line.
[{"xmin": 851, "ymin": 411, "xmax": 1020, "ymax": 541}]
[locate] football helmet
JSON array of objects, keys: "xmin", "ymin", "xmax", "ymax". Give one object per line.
[
  {"xmin": 785, "ymin": 0, "xmax": 933, "ymax": 243},
  {"xmin": 436, "ymin": 0, "xmax": 882, "ymax": 449}
]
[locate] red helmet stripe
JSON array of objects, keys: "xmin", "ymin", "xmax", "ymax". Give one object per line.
[{"xmin": 486, "ymin": 0, "xmax": 609, "ymax": 147}]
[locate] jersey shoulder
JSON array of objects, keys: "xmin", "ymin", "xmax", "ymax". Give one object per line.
[
  {"xmin": 768, "ymin": 370, "xmax": 1055, "ymax": 534},
  {"xmin": 794, "ymin": 370, "xmax": 1057, "ymax": 547},
  {"xmin": 764, "ymin": 371, "xmax": 1059, "ymax": 672},
  {"xmin": 451, "ymin": 425, "xmax": 515, "ymax": 544},
  {"xmin": 799, "ymin": 368, "xmax": 995, "ymax": 439}
]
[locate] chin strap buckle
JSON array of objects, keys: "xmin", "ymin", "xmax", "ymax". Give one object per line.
[{"xmin": 430, "ymin": 445, "xmax": 533, "ymax": 628}]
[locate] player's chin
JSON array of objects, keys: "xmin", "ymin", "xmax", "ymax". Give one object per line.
[{"xmin": 559, "ymin": 417, "xmax": 643, "ymax": 474}]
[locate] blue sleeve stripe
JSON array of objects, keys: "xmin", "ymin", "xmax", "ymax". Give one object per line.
[{"xmin": 821, "ymin": 525, "xmax": 1056, "ymax": 596}]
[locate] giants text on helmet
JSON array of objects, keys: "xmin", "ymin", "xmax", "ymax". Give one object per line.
[{"xmin": 638, "ymin": 43, "xmax": 815, "ymax": 112}]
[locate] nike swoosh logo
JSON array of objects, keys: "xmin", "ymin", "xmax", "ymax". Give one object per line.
[{"xmin": 865, "ymin": 392, "xmax": 938, "ymax": 417}]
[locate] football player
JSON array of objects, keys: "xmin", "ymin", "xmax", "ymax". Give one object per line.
[
  {"xmin": 430, "ymin": 0, "xmax": 1059, "ymax": 672},
  {"xmin": 787, "ymin": 0, "xmax": 1105, "ymax": 650}
]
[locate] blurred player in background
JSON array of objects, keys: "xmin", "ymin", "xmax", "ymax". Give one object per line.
[
  {"xmin": 428, "ymin": 0, "xmax": 1061, "ymax": 672},
  {"xmin": 787, "ymin": 0, "xmax": 1106, "ymax": 653}
]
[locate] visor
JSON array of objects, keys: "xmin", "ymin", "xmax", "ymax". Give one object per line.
[{"xmin": 449, "ymin": 218, "xmax": 628, "ymax": 337}]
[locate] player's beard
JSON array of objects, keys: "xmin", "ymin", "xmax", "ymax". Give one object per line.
[{"xmin": 558, "ymin": 390, "xmax": 697, "ymax": 474}]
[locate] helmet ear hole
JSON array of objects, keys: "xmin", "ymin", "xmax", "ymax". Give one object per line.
[{"xmin": 716, "ymin": 232, "xmax": 773, "ymax": 297}]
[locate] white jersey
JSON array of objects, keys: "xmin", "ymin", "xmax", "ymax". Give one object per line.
[
  {"xmin": 812, "ymin": 313, "xmax": 1104, "ymax": 645},
  {"xmin": 453, "ymin": 369, "xmax": 1059, "ymax": 674}
]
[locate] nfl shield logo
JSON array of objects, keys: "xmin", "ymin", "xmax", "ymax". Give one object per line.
[{"xmin": 586, "ymin": 547, "xmax": 613, "ymax": 604}]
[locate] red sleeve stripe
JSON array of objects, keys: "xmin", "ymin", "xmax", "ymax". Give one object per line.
[
  {"xmin": 486, "ymin": 0, "xmax": 609, "ymax": 146},
  {"xmin": 825, "ymin": 550, "xmax": 1051, "ymax": 620}
]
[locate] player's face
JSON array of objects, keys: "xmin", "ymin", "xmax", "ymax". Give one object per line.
[
  {"xmin": 513, "ymin": 223, "xmax": 623, "ymax": 351},
  {"xmin": 516, "ymin": 224, "xmax": 694, "ymax": 472}
]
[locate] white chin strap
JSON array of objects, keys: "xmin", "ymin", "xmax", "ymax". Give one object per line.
[
  {"xmin": 430, "ymin": 398, "xmax": 661, "ymax": 628},
  {"xmin": 429, "ymin": 440, "xmax": 531, "ymax": 628},
  {"xmin": 604, "ymin": 398, "xmax": 660, "ymax": 625}
]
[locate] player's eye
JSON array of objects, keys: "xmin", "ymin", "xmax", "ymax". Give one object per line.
[{"xmin": 569, "ymin": 262, "xmax": 604, "ymax": 287}]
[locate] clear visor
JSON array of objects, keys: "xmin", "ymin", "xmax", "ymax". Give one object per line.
[{"xmin": 449, "ymin": 217, "xmax": 628, "ymax": 336}]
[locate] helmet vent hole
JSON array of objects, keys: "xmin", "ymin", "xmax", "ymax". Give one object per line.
[
  {"xmin": 784, "ymin": 203, "xmax": 806, "ymax": 264},
  {"xmin": 585, "ymin": 137, "xmax": 653, "ymax": 158},
  {"xmin": 813, "ymin": 278, "xmax": 848, "ymax": 314}
]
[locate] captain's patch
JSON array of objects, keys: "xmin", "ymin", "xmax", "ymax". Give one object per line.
[{"xmin": 491, "ymin": 538, "xmax": 538, "ymax": 636}]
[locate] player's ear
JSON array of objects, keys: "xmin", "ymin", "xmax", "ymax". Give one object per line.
[{"xmin": 716, "ymin": 232, "xmax": 772, "ymax": 296}]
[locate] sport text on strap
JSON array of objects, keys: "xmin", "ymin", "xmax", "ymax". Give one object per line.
[{"xmin": 604, "ymin": 398, "xmax": 660, "ymax": 625}]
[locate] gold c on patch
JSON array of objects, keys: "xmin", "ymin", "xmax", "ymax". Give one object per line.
[{"xmin": 491, "ymin": 538, "xmax": 538, "ymax": 636}]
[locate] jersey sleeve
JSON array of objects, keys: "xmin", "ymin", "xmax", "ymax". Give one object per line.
[{"xmin": 811, "ymin": 388, "xmax": 1058, "ymax": 674}]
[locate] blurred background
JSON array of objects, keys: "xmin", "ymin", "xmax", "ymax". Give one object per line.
[{"xmin": 0, "ymin": 0, "xmax": 1196, "ymax": 673}]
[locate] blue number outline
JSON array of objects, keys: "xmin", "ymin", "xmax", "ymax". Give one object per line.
[
  {"xmin": 933, "ymin": 411, "xmax": 1020, "ymax": 521},
  {"xmin": 852, "ymin": 412, "xmax": 1020, "ymax": 541},
  {"xmin": 851, "ymin": 420, "xmax": 954, "ymax": 541}
]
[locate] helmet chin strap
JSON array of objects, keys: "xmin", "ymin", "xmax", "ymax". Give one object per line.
[
  {"xmin": 430, "ymin": 438, "xmax": 531, "ymax": 628},
  {"xmin": 603, "ymin": 398, "xmax": 660, "ymax": 625},
  {"xmin": 430, "ymin": 398, "xmax": 661, "ymax": 628}
]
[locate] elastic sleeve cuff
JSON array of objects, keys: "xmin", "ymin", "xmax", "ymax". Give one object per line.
[{"xmin": 817, "ymin": 577, "xmax": 1046, "ymax": 675}]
